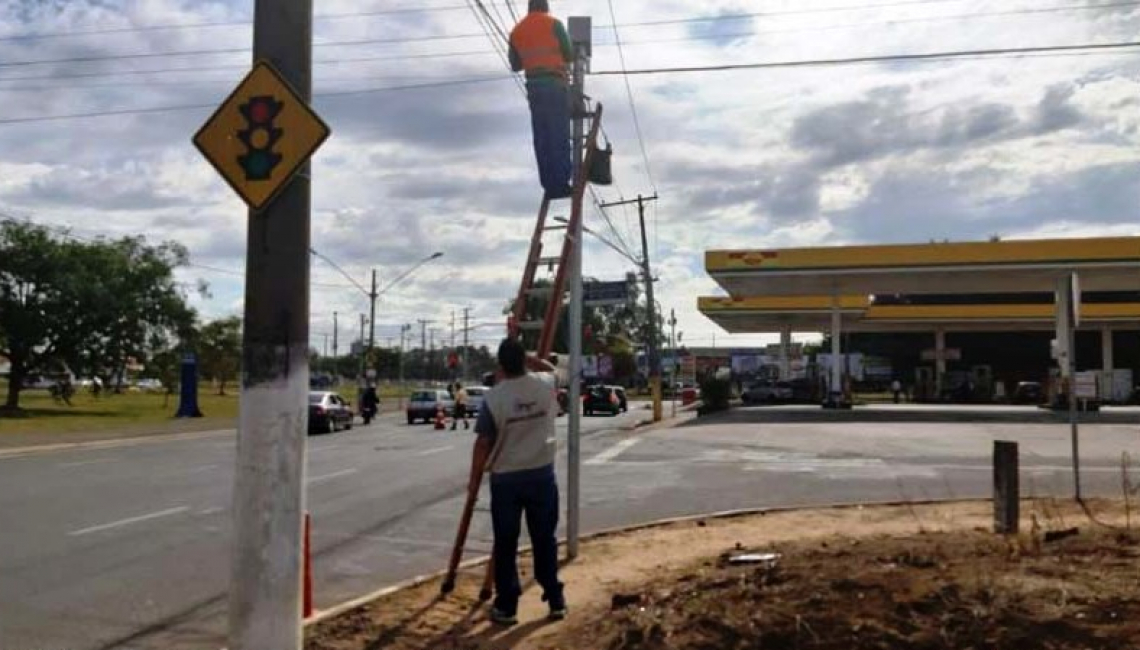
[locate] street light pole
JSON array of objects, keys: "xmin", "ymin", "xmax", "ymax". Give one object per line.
[{"xmin": 368, "ymin": 269, "xmax": 378, "ymax": 373}]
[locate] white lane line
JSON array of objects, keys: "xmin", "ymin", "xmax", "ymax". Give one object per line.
[
  {"xmin": 307, "ymin": 468, "xmax": 359, "ymax": 485},
  {"xmin": 68, "ymin": 506, "xmax": 190, "ymax": 537},
  {"xmin": 59, "ymin": 458, "xmax": 116, "ymax": 468},
  {"xmin": 586, "ymin": 438, "xmax": 641, "ymax": 465},
  {"xmin": 413, "ymin": 445, "xmax": 455, "ymax": 457},
  {"xmin": 308, "ymin": 445, "xmax": 343, "ymax": 455},
  {"xmin": 197, "ymin": 506, "xmax": 225, "ymax": 516}
]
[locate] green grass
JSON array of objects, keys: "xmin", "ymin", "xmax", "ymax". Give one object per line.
[
  {"xmin": 0, "ymin": 381, "xmax": 239, "ymax": 438},
  {"xmin": 0, "ymin": 379, "xmax": 441, "ymax": 445}
]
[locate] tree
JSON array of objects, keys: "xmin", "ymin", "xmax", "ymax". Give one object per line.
[
  {"xmin": 0, "ymin": 220, "xmax": 194, "ymax": 412},
  {"xmin": 198, "ymin": 317, "xmax": 241, "ymax": 396}
]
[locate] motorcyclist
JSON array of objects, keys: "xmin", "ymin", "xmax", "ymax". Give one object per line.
[{"xmin": 361, "ymin": 383, "xmax": 380, "ymax": 425}]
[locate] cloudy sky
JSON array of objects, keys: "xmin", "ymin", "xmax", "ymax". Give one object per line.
[{"xmin": 1, "ymin": 0, "xmax": 1138, "ymax": 352}]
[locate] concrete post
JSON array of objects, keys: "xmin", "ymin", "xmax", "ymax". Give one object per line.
[
  {"xmin": 993, "ymin": 441, "xmax": 1019, "ymax": 535},
  {"xmin": 229, "ymin": 1, "xmax": 312, "ymax": 647},
  {"xmin": 780, "ymin": 329, "xmax": 791, "ymax": 381},
  {"xmin": 829, "ymin": 295, "xmax": 842, "ymax": 406},
  {"xmin": 934, "ymin": 328, "xmax": 947, "ymax": 400}
]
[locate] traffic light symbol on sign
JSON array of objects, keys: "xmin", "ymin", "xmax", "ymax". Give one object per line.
[{"xmin": 237, "ymin": 96, "xmax": 284, "ymax": 181}]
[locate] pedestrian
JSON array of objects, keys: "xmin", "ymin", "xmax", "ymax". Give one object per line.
[
  {"xmin": 891, "ymin": 378, "xmax": 902, "ymax": 404},
  {"xmin": 466, "ymin": 338, "xmax": 566, "ymax": 625},
  {"xmin": 361, "ymin": 383, "xmax": 380, "ymax": 425},
  {"xmin": 509, "ymin": 0, "xmax": 574, "ymax": 199},
  {"xmin": 452, "ymin": 382, "xmax": 470, "ymax": 430}
]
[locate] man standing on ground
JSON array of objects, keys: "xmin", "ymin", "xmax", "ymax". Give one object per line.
[
  {"xmin": 452, "ymin": 382, "xmax": 470, "ymax": 430},
  {"xmin": 467, "ymin": 338, "xmax": 566, "ymax": 625},
  {"xmin": 509, "ymin": 0, "xmax": 574, "ymax": 199}
]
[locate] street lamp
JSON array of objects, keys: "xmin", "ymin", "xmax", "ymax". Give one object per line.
[{"xmin": 309, "ymin": 249, "xmax": 444, "ymax": 380}]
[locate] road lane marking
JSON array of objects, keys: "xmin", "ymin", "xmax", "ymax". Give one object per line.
[
  {"xmin": 413, "ymin": 445, "xmax": 454, "ymax": 457},
  {"xmin": 59, "ymin": 458, "xmax": 116, "ymax": 468},
  {"xmin": 307, "ymin": 468, "xmax": 359, "ymax": 485},
  {"xmin": 68, "ymin": 506, "xmax": 190, "ymax": 537},
  {"xmin": 197, "ymin": 506, "xmax": 225, "ymax": 516},
  {"xmin": 308, "ymin": 445, "xmax": 343, "ymax": 455},
  {"xmin": 586, "ymin": 438, "xmax": 641, "ymax": 465}
]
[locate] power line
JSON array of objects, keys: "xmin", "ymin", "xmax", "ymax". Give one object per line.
[
  {"xmin": 606, "ymin": 0, "xmax": 657, "ymax": 196},
  {"xmin": 0, "ymin": 75, "xmax": 515, "ymax": 125},
  {"xmin": 2, "ymin": 1, "xmax": 1130, "ymax": 75},
  {"xmin": 591, "ymin": 41, "xmax": 1140, "ymax": 76},
  {"xmin": 504, "ymin": 1, "xmax": 520, "ymax": 23},
  {"xmin": 0, "ymin": 3, "xmax": 475, "ymax": 42},
  {"xmin": 0, "ymin": 51, "xmax": 499, "ymax": 84}
]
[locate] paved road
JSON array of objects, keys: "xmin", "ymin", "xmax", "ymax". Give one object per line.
[{"xmin": 1, "ymin": 404, "xmax": 1137, "ymax": 649}]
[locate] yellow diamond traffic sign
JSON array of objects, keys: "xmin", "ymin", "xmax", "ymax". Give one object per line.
[{"xmin": 193, "ymin": 61, "xmax": 330, "ymax": 211}]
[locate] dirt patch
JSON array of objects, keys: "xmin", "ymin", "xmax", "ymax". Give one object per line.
[{"xmin": 305, "ymin": 499, "xmax": 1140, "ymax": 650}]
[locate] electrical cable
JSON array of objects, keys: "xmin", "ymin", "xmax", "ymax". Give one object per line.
[
  {"xmin": 606, "ymin": 0, "xmax": 657, "ymax": 197},
  {"xmin": 591, "ymin": 41, "xmax": 1140, "ymax": 76},
  {"xmin": 0, "ymin": 75, "xmax": 515, "ymax": 124}
]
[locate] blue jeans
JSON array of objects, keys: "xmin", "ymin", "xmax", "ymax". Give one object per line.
[
  {"xmin": 526, "ymin": 81, "xmax": 572, "ymax": 194},
  {"xmin": 490, "ymin": 464, "xmax": 561, "ymax": 614}
]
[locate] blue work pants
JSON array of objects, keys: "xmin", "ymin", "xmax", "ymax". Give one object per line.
[
  {"xmin": 490, "ymin": 464, "xmax": 561, "ymax": 615},
  {"xmin": 526, "ymin": 81, "xmax": 572, "ymax": 195}
]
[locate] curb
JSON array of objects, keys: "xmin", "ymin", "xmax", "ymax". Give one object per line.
[
  {"xmin": 0, "ymin": 428, "xmax": 237, "ymax": 460},
  {"xmin": 305, "ymin": 496, "xmax": 975, "ymax": 628}
]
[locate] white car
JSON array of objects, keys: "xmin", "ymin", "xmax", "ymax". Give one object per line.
[
  {"xmin": 464, "ymin": 386, "xmax": 487, "ymax": 415},
  {"xmin": 135, "ymin": 378, "xmax": 164, "ymax": 393}
]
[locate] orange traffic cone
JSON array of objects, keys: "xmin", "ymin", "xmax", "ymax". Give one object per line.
[{"xmin": 434, "ymin": 405, "xmax": 447, "ymax": 430}]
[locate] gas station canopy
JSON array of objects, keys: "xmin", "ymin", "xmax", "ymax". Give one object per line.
[
  {"xmin": 700, "ymin": 296, "xmax": 1140, "ymax": 334},
  {"xmin": 706, "ymin": 236, "xmax": 1140, "ymax": 297}
]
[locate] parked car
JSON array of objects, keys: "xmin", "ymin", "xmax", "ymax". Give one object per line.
[
  {"xmin": 584, "ymin": 385, "xmax": 628, "ymax": 416},
  {"xmin": 134, "ymin": 378, "xmax": 164, "ymax": 393},
  {"xmin": 742, "ymin": 381, "xmax": 793, "ymax": 404},
  {"xmin": 309, "ymin": 391, "xmax": 354, "ymax": 434},
  {"xmin": 1011, "ymin": 381, "xmax": 1044, "ymax": 405},
  {"xmin": 465, "ymin": 386, "xmax": 487, "ymax": 416},
  {"xmin": 407, "ymin": 389, "xmax": 455, "ymax": 425}
]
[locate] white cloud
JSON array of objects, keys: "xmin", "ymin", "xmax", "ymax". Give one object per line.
[{"xmin": 1, "ymin": 0, "xmax": 1138, "ymax": 349}]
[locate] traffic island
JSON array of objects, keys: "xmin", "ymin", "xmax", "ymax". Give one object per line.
[{"xmin": 304, "ymin": 499, "xmax": 1138, "ymax": 650}]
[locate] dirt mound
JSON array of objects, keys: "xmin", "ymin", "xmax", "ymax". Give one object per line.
[
  {"xmin": 594, "ymin": 529, "xmax": 1140, "ymax": 649},
  {"xmin": 305, "ymin": 500, "xmax": 1140, "ymax": 650}
]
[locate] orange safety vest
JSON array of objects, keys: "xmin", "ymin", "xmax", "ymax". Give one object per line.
[{"xmin": 510, "ymin": 12, "xmax": 567, "ymax": 79}]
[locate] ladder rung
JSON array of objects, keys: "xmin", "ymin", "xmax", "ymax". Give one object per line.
[
  {"xmin": 537, "ymin": 256, "xmax": 561, "ymax": 266},
  {"xmin": 518, "ymin": 320, "xmax": 544, "ymax": 330},
  {"xmin": 543, "ymin": 224, "xmax": 567, "ymax": 232}
]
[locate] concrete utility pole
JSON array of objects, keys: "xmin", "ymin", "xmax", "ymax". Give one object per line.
[
  {"xmin": 670, "ymin": 308, "xmax": 678, "ymax": 418},
  {"xmin": 368, "ymin": 269, "xmax": 378, "ymax": 363},
  {"xmin": 359, "ymin": 313, "xmax": 367, "ymax": 380},
  {"xmin": 229, "ymin": 1, "xmax": 312, "ymax": 648},
  {"xmin": 418, "ymin": 319, "xmax": 432, "ymax": 383},
  {"xmin": 462, "ymin": 307, "xmax": 472, "ymax": 382},
  {"xmin": 600, "ymin": 193, "xmax": 661, "ymax": 422},
  {"xmin": 398, "ymin": 323, "xmax": 411, "ymax": 408},
  {"xmin": 566, "ymin": 15, "xmax": 591, "ymax": 560},
  {"xmin": 332, "ymin": 310, "xmax": 338, "ymax": 364}
]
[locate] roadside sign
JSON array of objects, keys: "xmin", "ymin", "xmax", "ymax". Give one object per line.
[
  {"xmin": 193, "ymin": 61, "xmax": 331, "ymax": 211},
  {"xmin": 583, "ymin": 280, "xmax": 630, "ymax": 307},
  {"xmin": 598, "ymin": 354, "xmax": 613, "ymax": 379},
  {"xmin": 1075, "ymin": 371, "xmax": 1098, "ymax": 399}
]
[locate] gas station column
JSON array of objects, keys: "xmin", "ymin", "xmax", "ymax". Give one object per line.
[
  {"xmin": 1102, "ymin": 327, "xmax": 1114, "ymax": 373},
  {"xmin": 1055, "ymin": 277, "xmax": 1073, "ymax": 379},
  {"xmin": 935, "ymin": 328, "xmax": 947, "ymax": 399},
  {"xmin": 829, "ymin": 295, "xmax": 843, "ymax": 406},
  {"xmin": 780, "ymin": 328, "xmax": 792, "ymax": 381}
]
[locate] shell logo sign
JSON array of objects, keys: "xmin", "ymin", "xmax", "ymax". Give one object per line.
[{"xmin": 727, "ymin": 251, "xmax": 779, "ymax": 267}]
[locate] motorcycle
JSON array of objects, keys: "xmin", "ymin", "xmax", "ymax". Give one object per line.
[{"xmin": 361, "ymin": 404, "xmax": 377, "ymax": 425}]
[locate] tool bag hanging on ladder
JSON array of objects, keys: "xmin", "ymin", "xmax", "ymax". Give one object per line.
[{"xmin": 588, "ymin": 132, "xmax": 613, "ymax": 186}]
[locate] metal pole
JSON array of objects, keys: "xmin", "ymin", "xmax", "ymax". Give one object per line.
[
  {"xmin": 358, "ymin": 314, "xmax": 366, "ymax": 381},
  {"xmin": 670, "ymin": 309, "xmax": 677, "ymax": 418},
  {"xmin": 566, "ymin": 19, "xmax": 589, "ymax": 560},
  {"xmin": 462, "ymin": 307, "xmax": 471, "ymax": 382},
  {"xmin": 1067, "ymin": 277, "xmax": 1081, "ymax": 500},
  {"xmin": 332, "ymin": 311, "xmax": 338, "ymax": 381},
  {"xmin": 636, "ymin": 196, "xmax": 662, "ymax": 422},
  {"xmin": 368, "ymin": 269, "xmax": 377, "ymax": 366},
  {"xmin": 229, "ymin": 1, "xmax": 312, "ymax": 647},
  {"xmin": 398, "ymin": 324, "xmax": 409, "ymax": 409}
]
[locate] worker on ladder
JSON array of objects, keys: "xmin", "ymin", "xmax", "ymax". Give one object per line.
[{"xmin": 509, "ymin": 0, "xmax": 574, "ymax": 199}]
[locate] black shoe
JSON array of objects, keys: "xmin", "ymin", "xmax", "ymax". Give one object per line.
[
  {"xmin": 489, "ymin": 606, "xmax": 518, "ymax": 626},
  {"xmin": 543, "ymin": 589, "xmax": 567, "ymax": 620}
]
